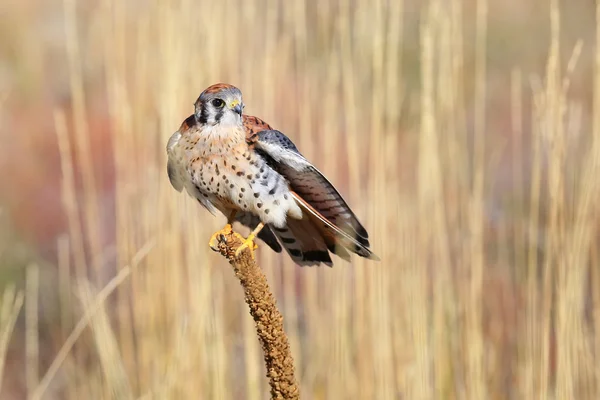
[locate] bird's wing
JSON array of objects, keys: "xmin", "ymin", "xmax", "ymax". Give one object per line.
[
  {"xmin": 246, "ymin": 127, "xmax": 378, "ymax": 261},
  {"xmin": 166, "ymin": 115, "xmax": 197, "ymax": 192},
  {"xmin": 243, "ymin": 115, "xmax": 273, "ymax": 136},
  {"xmin": 167, "ymin": 159, "xmax": 183, "ymax": 192}
]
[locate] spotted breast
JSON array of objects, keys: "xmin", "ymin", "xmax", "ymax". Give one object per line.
[{"xmin": 167, "ymin": 115, "xmax": 302, "ymax": 228}]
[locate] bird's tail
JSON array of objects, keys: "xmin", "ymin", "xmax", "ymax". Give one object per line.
[
  {"xmin": 271, "ymin": 193, "xmax": 379, "ymax": 266},
  {"xmin": 292, "ymin": 192, "xmax": 379, "ymax": 260},
  {"xmin": 270, "ymin": 216, "xmax": 333, "ymax": 267}
]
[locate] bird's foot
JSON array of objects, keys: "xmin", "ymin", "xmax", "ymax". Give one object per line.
[
  {"xmin": 209, "ymin": 224, "xmax": 234, "ymax": 251},
  {"xmin": 234, "ymin": 233, "xmax": 259, "ymax": 259},
  {"xmin": 209, "ymin": 224, "xmax": 258, "ymax": 259}
]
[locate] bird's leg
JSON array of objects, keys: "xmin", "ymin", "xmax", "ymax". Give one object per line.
[
  {"xmin": 234, "ymin": 222, "xmax": 265, "ymax": 258},
  {"xmin": 208, "ymin": 210, "xmax": 237, "ymax": 250}
]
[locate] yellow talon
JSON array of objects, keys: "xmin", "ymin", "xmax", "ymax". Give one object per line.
[
  {"xmin": 234, "ymin": 233, "xmax": 259, "ymax": 258},
  {"xmin": 209, "ymin": 220, "xmax": 264, "ymax": 259},
  {"xmin": 209, "ymin": 223, "xmax": 233, "ymax": 251}
]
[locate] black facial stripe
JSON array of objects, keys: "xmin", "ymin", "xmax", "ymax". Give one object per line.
[
  {"xmin": 198, "ymin": 103, "xmax": 210, "ymax": 124},
  {"xmin": 215, "ymin": 108, "xmax": 224, "ymax": 123}
]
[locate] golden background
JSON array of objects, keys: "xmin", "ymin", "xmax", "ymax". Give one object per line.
[{"xmin": 0, "ymin": 0, "xmax": 599, "ymax": 398}]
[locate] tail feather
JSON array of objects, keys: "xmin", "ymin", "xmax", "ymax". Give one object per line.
[
  {"xmin": 327, "ymin": 243, "xmax": 352, "ymax": 263},
  {"xmin": 272, "ymin": 222, "xmax": 333, "ymax": 267},
  {"xmin": 291, "ymin": 192, "xmax": 380, "ymax": 261},
  {"xmin": 235, "ymin": 192, "xmax": 378, "ymax": 266}
]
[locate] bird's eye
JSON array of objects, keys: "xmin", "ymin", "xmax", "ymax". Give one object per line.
[{"xmin": 211, "ymin": 99, "xmax": 225, "ymax": 108}]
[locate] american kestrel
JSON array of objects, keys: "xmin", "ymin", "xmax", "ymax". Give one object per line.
[{"xmin": 166, "ymin": 83, "xmax": 378, "ymax": 266}]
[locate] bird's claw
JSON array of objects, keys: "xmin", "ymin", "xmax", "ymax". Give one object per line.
[
  {"xmin": 234, "ymin": 234, "xmax": 259, "ymax": 259},
  {"xmin": 209, "ymin": 225, "xmax": 258, "ymax": 258},
  {"xmin": 209, "ymin": 224, "xmax": 233, "ymax": 251}
]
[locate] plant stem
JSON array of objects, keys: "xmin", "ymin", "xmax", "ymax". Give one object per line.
[{"xmin": 213, "ymin": 232, "xmax": 300, "ymax": 400}]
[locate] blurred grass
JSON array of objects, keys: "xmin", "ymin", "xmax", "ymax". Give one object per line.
[{"xmin": 1, "ymin": 0, "xmax": 600, "ymax": 399}]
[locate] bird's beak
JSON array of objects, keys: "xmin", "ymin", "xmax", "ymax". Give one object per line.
[
  {"xmin": 230, "ymin": 100, "xmax": 243, "ymax": 116},
  {"xmin": 233, "ymin": 104, "xmax": 243, "ymax": 116}
]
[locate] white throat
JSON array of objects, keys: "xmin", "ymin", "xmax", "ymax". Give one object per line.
[{"xmin": 200, "ymin": 123, "xmax": 245, "ymax": 144}]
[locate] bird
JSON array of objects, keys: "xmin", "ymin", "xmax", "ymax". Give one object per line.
[{"xmin": 166, "ymin": 83, "xmax": 379, "ymax": 266}]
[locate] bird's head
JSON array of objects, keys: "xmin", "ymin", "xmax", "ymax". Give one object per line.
[{"xmin": 194, "ymin": 83, "xmax": 244, "ymax": 127}]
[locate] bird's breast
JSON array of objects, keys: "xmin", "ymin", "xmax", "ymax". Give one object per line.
[{"xmin": 172, "ymin": 125, "xmax": 301, "ymax": 226}]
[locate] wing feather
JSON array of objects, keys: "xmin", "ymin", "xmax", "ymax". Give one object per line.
[
  {"xmin": 291, "ymin": 192, "xmax": 379, "ymax": 261},
  {"xmin": 247, "ymin": 128, "xmax": 378, "ymax": 261}
]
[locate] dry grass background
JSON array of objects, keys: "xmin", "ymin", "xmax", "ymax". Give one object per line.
[{"xmin": 1, "ymin": 0, "xmax": 600, "ymax": 398}]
